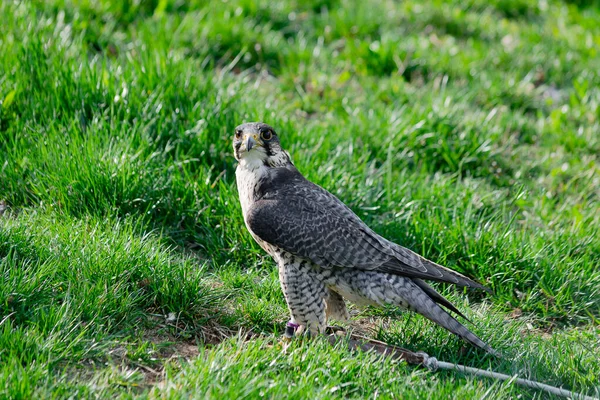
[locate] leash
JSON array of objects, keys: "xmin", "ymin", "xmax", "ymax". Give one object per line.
[{"xmin": 325, "ymin": 332, "xmax": 598, "ymax": 400}]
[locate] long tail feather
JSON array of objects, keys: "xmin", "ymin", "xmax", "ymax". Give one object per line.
[
  {"xmin": 402, "ymin": 279, "xmax": 498, "ymax": 356},
  {"xmin": 412, "ymin": 278, "xmax": 471, "ymax": 322}
]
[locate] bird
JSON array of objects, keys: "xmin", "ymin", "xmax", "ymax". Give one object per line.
[{"xmin": 233, "ymin": 121, "xmax": 497, "ymax": 355}]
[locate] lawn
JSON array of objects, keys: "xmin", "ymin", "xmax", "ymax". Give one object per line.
[{"xmin": 1, "ymin": 0, "xmax": 599, "ymax": 398}]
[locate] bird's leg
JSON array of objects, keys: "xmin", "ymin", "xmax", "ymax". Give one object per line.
[
  {"xmin": 284, "ymin": 314, "xmax": 323, "ymax": 338},
  {"xmin": 279, "ymin": 259, "xmax": 327, "ymax": 340},
  {"xmin": 284, "ymin": 320, "xmax": 300, "ymax": 339}
]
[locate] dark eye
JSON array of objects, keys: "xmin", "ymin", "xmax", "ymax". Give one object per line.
[
  {"xmin": 261, "ymin": 130, "xmax": 272, "ymax": 141},
  {"xmin": 235, "ymin": 129, "xmax": 242, "ymax": 139}
]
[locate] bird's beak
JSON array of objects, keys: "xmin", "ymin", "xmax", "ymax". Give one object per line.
[{"xmin": 245, "ymin": 134, "xmax": 258, "ymax": 152}]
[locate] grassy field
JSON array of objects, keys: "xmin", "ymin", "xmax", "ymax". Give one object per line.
[{"xmin": 1, "ymin": 0, "xmax": 599, "ymax": 398}]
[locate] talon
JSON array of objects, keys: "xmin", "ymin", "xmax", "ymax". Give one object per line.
[{"xmin": 325, "ymin": 325, "xmax": 346, "ymax": 335}]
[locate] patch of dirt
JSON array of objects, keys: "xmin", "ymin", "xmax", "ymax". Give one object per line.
[
  {"xmin": 130, "ymin": 318, "xmax": 260, "ymax": 386},
  {"xmin": 348, "ymin": 316, "xmax": 396, "ymax": 337},
  {"xmin": 142, "ymin": 327, "xmax": 201, "ymax": 360},
  {"xmin": 60, "ymin": 317, "xmax": 248, "ymax": 390},
  {"xmin": 508, "ymin": 308, "xmax": 523, "ymax": 320},
  {"xmin": 519, "ymin": 322, "xmax": 554, "ymax": 340}
]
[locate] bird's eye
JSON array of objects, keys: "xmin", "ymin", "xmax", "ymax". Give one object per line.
[
  {"xmin": 235, "ymin": 129, "xmax": 242, "ymax": 139},
  {"xmin": 261, "ymin": 130, "xmax": 272, "ymax": 141}
]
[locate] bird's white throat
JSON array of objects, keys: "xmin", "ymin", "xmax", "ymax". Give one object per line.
[
  {"xmin": 238, "ymin": 148, "xmax": 268, "ymax": 171},
  {"xmin": 236, "ymin": 151, "xmax": 269, "ymax": 221}
]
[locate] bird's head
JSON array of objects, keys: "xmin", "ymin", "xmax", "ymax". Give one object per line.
[{"xmin": 233, "ymin": 122, "xmax": 291, "ymax": 168}]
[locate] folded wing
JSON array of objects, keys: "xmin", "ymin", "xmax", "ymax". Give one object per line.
[{"xmin": 247, "ymin": 171, "xmax": 488, "ymax": 291}]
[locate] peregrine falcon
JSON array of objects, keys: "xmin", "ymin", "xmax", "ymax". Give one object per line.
[{"xmin": 233, "ymin": 122, "xmax": 496, "ymax": 354}]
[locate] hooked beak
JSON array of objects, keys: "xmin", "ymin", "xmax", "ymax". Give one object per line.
[{"xmin": 244, "ymin": 134, "xmax": 258, "ymax": 152}]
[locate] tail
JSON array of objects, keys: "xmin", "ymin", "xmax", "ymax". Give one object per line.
[
  {"xmin": 412, "ymin": 278, "xmax": 471, "ymax": 321},
  {"xmin": 402, "ymin": 279, "xmax": 499, "ymax": 356}
]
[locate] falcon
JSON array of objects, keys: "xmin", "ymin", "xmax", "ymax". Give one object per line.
[{"xmin": 233, "ymin": 122, "xmax": 496, "ymax": 354}]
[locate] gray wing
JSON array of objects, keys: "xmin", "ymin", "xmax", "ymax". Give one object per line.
[{"xmin": 247, "ymin": 175, "xmax": 488, "ymax": 291}]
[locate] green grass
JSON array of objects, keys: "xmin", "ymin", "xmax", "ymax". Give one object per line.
[{"xmin": 1, "ymin": 0, "xmax": 599, "ymax": 398}]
